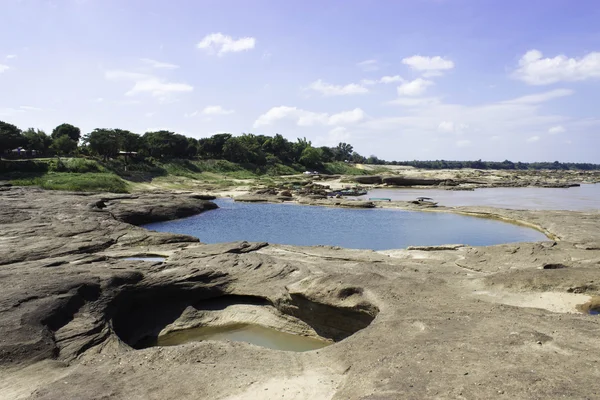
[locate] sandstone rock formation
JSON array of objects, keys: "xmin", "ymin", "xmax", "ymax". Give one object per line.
[{"xmin": 1, "ymin": 186, "xmax": 600, "ymax": 399}]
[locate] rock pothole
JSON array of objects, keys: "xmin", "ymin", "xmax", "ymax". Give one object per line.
[{"xmin": 110, "ymin": 289, "xmax": 378, "ymax": 352}]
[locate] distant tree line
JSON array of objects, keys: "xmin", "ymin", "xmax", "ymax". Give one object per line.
[
  {"xmin": 2, "ymin": 119, "xmax": 599, "ymax": 171},
  {"xmin": 383, "ymin": 159, "xmax": 600, "ymax": 171}
]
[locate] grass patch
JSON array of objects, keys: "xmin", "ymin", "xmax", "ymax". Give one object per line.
[
  {"xmin": 10, "ymin": 172, "xmax": 129, "ymax": 193},
  {"xmin": 368, "ymin": 166, "xmax": 393, "ymax": 174},
  {"xmin": 265, "ymin": 163, "xmax": 301, "ymax": 176},
  {"xmin": 322, "ymin": 162, "xmax": 369, "ymax": 175}
]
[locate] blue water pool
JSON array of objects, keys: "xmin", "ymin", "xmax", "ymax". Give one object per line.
[{"xmin": 142, "ymin": 199, "xmax": 548, "ymax": 250}]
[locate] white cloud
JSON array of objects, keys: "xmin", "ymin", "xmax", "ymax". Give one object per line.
[
  {"xmin": 253, "ymin": 106, "xmax": 366, "ymax": 128},
  {"xmin": 402, "ymin": 55, "xmax": 454, "ymax": 76},
  {"xmin": 514, "ymin": 50, "xmax": 600, "ymax": 85},
  {"xmin": 327, "ymin": 108, "xmax": 366, "ymax": 125},
  {"xmin": 438, "ymin": 121, "xmax": 454, "ymax": 132},
  {"xmin": 504, "ymin": 88, "xmax": 573, "ymax": 104},
  {"xmin": 19, "ymin": 105, "xmax": 42, "ymax": 111},
  {"xmin": 197, "ymin": 33, "xmax": 256, "ymax": 56},
  {"xmin": 125, "ymin": 79, "xmax": 193, "ymax": 97},
  {"xmin": 357, "ymin": 59, "xmax": 379, "ymax": 71},
  {"xmin": 328, "ymin": 126, "xmax": 350, "ymax": 139},
  {"xmin": 526, "ymin": 136, "xmax": 540, "ymax": 143},
  {"xmin": 6, "ymin": 55, "xmax": 17, "ymax": 59},
  {"xmin": 105, "ymin": 70, "xmax": 193, "ymax": 99},
  {"xmin": 202, "ymin": 105, "xmax": 234, "ymax": 115},
  {"xmin": 548, "ymin": 125, "xmax": 565, "ymax": 134},
  {"xmin": 140, "ymin": 58, "xmax": 179, "ymax": 69},
  {"xmin": 361, "ymin": 75, "xmax": 403, "ymax": 85},
  {"xmin": 0, "ymin": 105, "xmax": 41, "ymax": 117},
  {"xmin": 438, "ymin": 121, "xmax": 469, "ymax": 134},
  {"xmin": 380, "ymin": 75, "xmax": 403, "ymax": 84},
  {"xmin": 0, "ymin": 64, "xmax": 9, "ymax": 73},
  {"xmin": 364, "ymin": 90, "xmax": 569, "ymax": 149},
  {"xmin": 396, "ymin": 78, "xmax": 433, "ymax": 96},
  {"xmin": 254, "ymin": 106, "xmax": 323, "ymax": 127},
  {"xmin": 456, "ymin": 140, "xmax": 471, "ymax": 147},
  {"xmin": 314, "ymin": 127, "xmax": 353, "ymax": 147},
  {"xmin": 307, "ymin": 79, "xmax": 368, "ymax": 96},
  {"xmin": 0, "ymin": 108, "xmax": 23, "ymax": 117}
]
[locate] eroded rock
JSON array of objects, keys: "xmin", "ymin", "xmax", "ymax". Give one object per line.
[{"xmin": 1, "ymin": 186, "xmax": 600, "ymax": 399}]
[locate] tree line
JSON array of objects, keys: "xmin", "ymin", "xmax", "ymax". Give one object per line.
[
  {"xmin": 2, "ymin": 119, "xmax": 599, "ymax": 171},
  {"xmin": 0, "ymin": 120, "xmax": 362, "ymax": 170}
]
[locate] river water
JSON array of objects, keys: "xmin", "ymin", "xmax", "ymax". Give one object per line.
[
  {"xmin": 359, "ymin": 184, "xmax": 600, "ymax": 211},
  {"xmin": 143, "ymin": 199, "xmax": 547, "ymax": 250}
]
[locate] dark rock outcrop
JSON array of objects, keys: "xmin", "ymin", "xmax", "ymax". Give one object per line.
[
  {"xmin": 382, "ymin": 176, "xmax": 443, "ymax": 186},
  {"xmin": 351, "ymin": 175, "xmax": 383, "ymax": 184}
]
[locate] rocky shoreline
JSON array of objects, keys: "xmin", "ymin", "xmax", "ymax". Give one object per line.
[{"xmin": 1, "ymin": 186, "xmax": 600, "ymax": 399}]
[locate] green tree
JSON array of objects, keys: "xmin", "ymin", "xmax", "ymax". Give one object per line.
[
  {"xmin": 349, "ymin": 151, "xmax": 366, "ymax": 163},
  {"xmin": 0, "ymin": 120, "xmax": 24, "ymax": 155},
  {"xmin": 184, "ymin": 137, "xmax": 198, "ymax": 158},
  {"xmin": 115, "ymin": 129, "xmax": 141, "ymax": 153},
  {"xmin": 143, "ymin": 130, "xmax": 189, "ymax": 158},
  {"xmin": 335, "ymin": 142, "xmax": 353, "ymax": 161},
  {"xmin": 299, "ymin": 146, "xmax": 322, "ymax": 169},
  {"xmin": 262, "ymin": 134, "xmax": 293, "ymax": 163},
  {"xmin": 319, "ymin": 146, "xmax": 335, "ymax": 163},
  {"xmin": 51, "ymin": 123, "xmax": 81, "ymax": 142},
  {"xmin": 197, "ymin": 133, "xmax": 232, "ymax": 159},
  {"xmin": 84, "ymin": 129, "xmax": 120, "ymax": 160},
  {"xmin": 22, "ymin": 128, "xmax": 51, "ymax": 156},
  {"xmin": 293, "ymin": 137, "xmax": 312, "ymax": 162},
  {"xmin": 236, "ymin": 134, "xmax": 267, "ymax": 165},
  {"xmin": 366, "ymin": 155, "xmax": 380, "ymax": 164},
  {"xmin": 222, "ymin": 137, "xmax": 251, "ymax": 163},
  {"xmin": 51, "ymin": 135, "xmax": 77, "ymax": 156}
]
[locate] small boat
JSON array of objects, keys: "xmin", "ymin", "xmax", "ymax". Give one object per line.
[
  {"xmin": 413, "ymin": 197, "xmax": 438, "ymax": 206},
  {"xmin": 369, "ymin": 197, "xmax": 391, "ymax": 202},
  {"xmin": 327, "ymin": 188, "xmax": 368, "ymax": 197}
]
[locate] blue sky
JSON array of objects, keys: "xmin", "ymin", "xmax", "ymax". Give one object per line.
[{"xmin": 1, "ymin": 0, "xmax": 600, "ymax": 162}]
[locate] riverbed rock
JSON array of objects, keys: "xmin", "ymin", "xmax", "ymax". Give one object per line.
[
  {"xmin": 351, "ymin": 175, "xmax": 383, "ymax": 184},
  {"xmin": 188, "ymin": 193, "xmax": 217, "ymax": 200},
  {"xmin": 2, "ymin": 186, "xmax": 600, "ymax": 399},
  {"xmin": 382, "ymin": 176, "xmax": 443, "ymax": 186}
]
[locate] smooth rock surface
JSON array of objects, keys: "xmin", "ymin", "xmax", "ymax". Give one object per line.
[{"xmin": 1, "ymin": 186, "xmax": 600, "ymax": 399}]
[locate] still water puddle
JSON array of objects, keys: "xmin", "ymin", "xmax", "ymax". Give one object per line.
[{"xmin": 155, "ymin": 323, "xmax": 330, "ymax": 352}]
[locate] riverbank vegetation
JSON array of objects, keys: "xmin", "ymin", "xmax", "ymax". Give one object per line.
[{"xmin": 2, "ymin": 119, "xmax": 600, "ymax": 192}]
